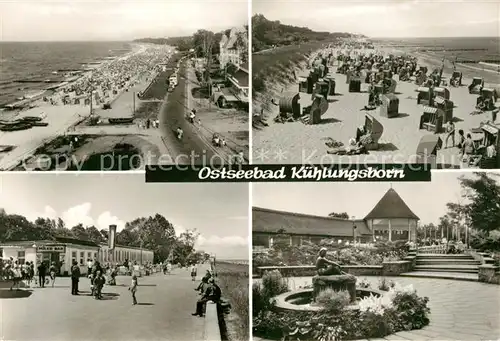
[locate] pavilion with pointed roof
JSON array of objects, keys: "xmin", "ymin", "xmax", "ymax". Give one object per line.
[
  {"xmin": 252, "ymin": 187, "xmax": 419, "ymax": 249},
  {"xmin": 364, "ymin": 188, "xmax": 419, "ymax": 242}
]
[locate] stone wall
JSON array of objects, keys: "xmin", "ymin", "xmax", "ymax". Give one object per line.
[
  {"xmin": 470, "ymin": 250, "xmax": 496, "ymax": 265},
  {"xmin": 256, "ymin": 262, "xmax": 412, "ymax": 278},
  {"xmin": 478, "ymin": 265, "xmax": 500, "ymax": 285},
  {"xmin": 382, "ymin": 261, "xmax": 412, "ymax": 276}
]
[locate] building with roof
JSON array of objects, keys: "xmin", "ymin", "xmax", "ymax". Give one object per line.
[
  {"xmin": 1, "ymin": 236, "xmax": 154, "ymax": 276},
  {"xmin": 219, "ymin": 27, "xmax": 246, "ymax": 69},
  {"xmin": 227, "ymin": 62, "xmax": 249, "ymax": 103},
  {"xmin": 253, "ymin": 188, "xmax": 419, "ymax": 249},
  {"xmin": 364, "ymin": 188, "xmax": 419, "ymax": 242}
]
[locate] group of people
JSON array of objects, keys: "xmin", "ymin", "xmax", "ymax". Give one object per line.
[
  {"xmin": 192, "ymin": 268, "xmax": 222, "ymax": 317},
  {"xmin": 41, "ymin": 45, "xmax": 173, "ymax": 108},
  {"xmin": 443, "ymin": 121, "xmax": 497, "ymax": 164},
  {"xmin": 1, "ymin": 258, "xmax": 58, "ymax": 290},
  {"xmin": 137, "ymin": 118, "xmax": 160, "ymax": 130}
]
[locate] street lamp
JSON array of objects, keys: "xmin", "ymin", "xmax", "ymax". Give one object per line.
[{"xmin": 352, "ymin": 216, "xmax": 357, "ymax": 246}]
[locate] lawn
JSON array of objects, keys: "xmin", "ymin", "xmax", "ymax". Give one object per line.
[{"xmin": 215, "ymin": 261, "xmax": 249, "ymax": 341}]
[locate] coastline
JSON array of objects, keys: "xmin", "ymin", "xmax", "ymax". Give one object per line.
[{"xmin": 0, "ymin": 43, "xmax": 175, "ymax": 170}]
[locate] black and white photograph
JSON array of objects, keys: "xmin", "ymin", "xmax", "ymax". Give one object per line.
[
  {"xmin": 0, "ymin": 174, "xmax": 249, "ymax": 341},
  {"xmin": 252, "ymin": 0, "xmax": 500, "ymax": 168},
  {"xmin": 252, "ymin": 172, "xmax": 500, "ymax": 341},
  {"xmin": 0, "ymin": 0, "xmax": 249, "ymax": 171}
]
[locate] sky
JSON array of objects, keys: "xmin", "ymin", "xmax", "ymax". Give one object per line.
[
  {"xmin": 0, "ymin": 0, "xmax": 248, "ymax": 42},
  {"xmin": 0, "ymin": 174, "xmax": 249, "ymax": 260},
  {"xmin": 253, "ymin": 171, "xmax": 500, "ymax": 225},
  {"xmin": 253, "ymin": 0, "xmax": 500, "ymax": 38}
]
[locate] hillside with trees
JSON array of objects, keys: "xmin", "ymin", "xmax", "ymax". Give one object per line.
[
  {"xmin": 252, "ymin": 14, "xmax": 360, "ymax": 52},
  {"xmin": 133, "ymin": 25, "xmax": 249, "ymax": 63},
  {"xmin": 0, "ymin": 211, "xmax": 206, "ymax": 266}
]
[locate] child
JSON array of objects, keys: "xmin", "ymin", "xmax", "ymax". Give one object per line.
[
  {"xmin": 49, "ymin": 262, "xmax": 57, "ymax": 288},
  {"xmin": 93, "ymin": 270, "xmax": 105, "ymax": 299},
  {"xmin": 129, "ymin": 275, "xmax": 138, "ymax": 305},
  {"xmin": 190, "ymin": 265, "xmax": 197, "ymax": 281}
]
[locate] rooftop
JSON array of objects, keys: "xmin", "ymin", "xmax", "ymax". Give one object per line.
[
  {"xmin": 229, "ymin": 68, "xmax": 249, "ymax": 89},
  {"xmin": 253, "ymin": 207, "xmax": 372, "ymax": 237},
  {"xmin": 364, "ymin": 188, "xmax": 420, "ymax": 220}
]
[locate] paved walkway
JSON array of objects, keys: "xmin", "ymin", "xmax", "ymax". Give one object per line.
[
  {"xmin": 0, "ymin": 265, "xmax": 211, "ymax": 341},
  {"xmin": 254, "ymin": 276, "xmax": 500, "ymax": 341}
]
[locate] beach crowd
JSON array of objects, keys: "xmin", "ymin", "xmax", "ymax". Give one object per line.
[{"xmin": 40, "ymin": 45, "xmax": 173, "ymax": 109}]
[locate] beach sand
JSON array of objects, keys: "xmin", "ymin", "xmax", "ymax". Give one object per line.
[
  {"xmin": 253, "ymin": 46, "xmax": 499, "ymax": 166},
  {"xmin": 0, "ymin": 104, "xmax": 88, "ymax": 170}
]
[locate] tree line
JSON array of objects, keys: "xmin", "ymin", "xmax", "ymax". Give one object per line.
[
  {"xmin": 252, "ymin": 14, "xmax": 360, "ymax": 52},
  {"xmin": 134, "ymin": 26, "xmax": 249, "ymax": 64},
  {"xmin": 417, "ymin": 173, "xmax": 500, "ymax": 248},
  {"xmin": 0, "ymin": 211, "xmax": 208, "ymax": 265}
]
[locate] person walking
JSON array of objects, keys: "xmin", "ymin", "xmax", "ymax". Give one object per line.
[
  {"xmin": 10, "ymin": 261, "xmax": 22, "ymax": 291},
  {"xmin": 93, "ymin": 270, "xmax": 105, "ymax": 300},
  {"xmin": 190, "ymin": 265, "xmax": 197, "ymax": 281},
  {"xmin": 37, "ymin": 261, "xmax": 47, "ymax": 288},
  {"xmin": 128, "ymin": 275, "xmax": 138, "ymax": 305},
  {"xmin": 444, "ymin": 120, "xmax": 455, "ymax": 148},
  {"xmin": 49, "ymin": 262, "xmax": 57, "ymax": 288},
  {"xmin": 87, "ymin": 259, "xmax": 93, "ymax": 277},
  {"xmin": 27, "ymin": 261, "xmax": 35, "ymax": 287},
  {"xmin": 70, "ymin": 260, "xmax": 80, "ymax": 295}
]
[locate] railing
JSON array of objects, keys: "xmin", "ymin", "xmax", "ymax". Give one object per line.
[
  {"xmin": 417, "ymin": 245, "xmax": 447, "ymax": 254},
  {"xmin": 417, "ymin": 244, "xmax": 469, "ymax": 254}
]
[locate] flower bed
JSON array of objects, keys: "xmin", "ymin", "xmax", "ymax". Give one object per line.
[
  {"xmin": 253, "ymin": 271, "xmax": 430, "ymax": 341},
  {"xmin": 253, "ymin": 240, "xmax": 410, "ymax": 272}
]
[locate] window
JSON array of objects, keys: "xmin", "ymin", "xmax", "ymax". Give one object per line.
[
  {"xmin": 80, "ymin": 252, "xmax": 84, "ymax": 260},
  {"xmin": 88, "ymin": 252, "xmax": 92, "ymax": 260},
  {"xmin": 93, "ymin": 252, "xmax": 97, "ymax": 259},
  {"xmin": 17, "ymin": 251, "xmax": 25, "ymax": 265}
]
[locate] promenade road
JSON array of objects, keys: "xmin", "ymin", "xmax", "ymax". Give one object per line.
[
  {"xmin": 0, "ymin": 265, "xmax": 211, "ymax": 341},
  {"xmin": 158, "ymin": 61, "xmax": 224, "ymax": 165}
]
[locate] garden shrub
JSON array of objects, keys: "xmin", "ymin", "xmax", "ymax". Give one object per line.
[
  {"xmin": 378, "ymin": 277, "xmax": 395, "ymax": 291},
  {"xmin": 470, "ymin": 230, "xmax": 500, "ymax": 252},
  {"xmin": 315, "ymin": 289, "xmax": 350, "ymax": 313},
  {"xmin": 254, "ymin": 270, "xmax": 289, "ymax": 314}
]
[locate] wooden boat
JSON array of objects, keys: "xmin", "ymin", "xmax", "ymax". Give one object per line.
[
  {"xmin": 20, "ymin": 116, "xmax": 43, "ymax": 122},
  {"xmin": 0, "ymin": 122, "xmax": 33, "ymax": 131},
  {"xmin": 31, "ymin": 121, "xmax": 49, "ymax": 127},
  {"xmin": 108, "ymin": 117, "xmax": 134, "ymax": 124}
]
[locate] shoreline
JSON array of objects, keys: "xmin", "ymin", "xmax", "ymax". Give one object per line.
[
  {"xmin": 0, "ymin": 43, "xmax": 152, "ymax": 109},
  {"xmin": 0, "ymin": 44, "xmax": 175, "ymax": 170}
]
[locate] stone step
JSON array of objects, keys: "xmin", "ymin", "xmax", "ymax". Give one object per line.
[
  {"xmin": 399, "ymin": 271, "xmax": 478, "ymax": 282},
  {"xmin": 417, "ymin": 254, "xmax": 473, "ymax": 259},
  {"xmin": 414, "ymin": 265, "xmax": 478, "ymax": 273},
  {"xmin": 416, "ymin": 259, "xmax": 480, "ymax": 265}
]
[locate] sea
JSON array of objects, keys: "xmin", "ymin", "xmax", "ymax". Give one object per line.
[
  {"xmin": 373, "ymin": 37, "xmax": 500, "ymax": 63},
  {"xmin": 0, "ymin": 41, "xmax": 132, "ymax": 107}
]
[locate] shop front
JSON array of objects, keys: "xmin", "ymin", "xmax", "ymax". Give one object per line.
[
  {"xmin": 35, "ymin": 244, "xmax": 66, "ymax": 274},
  {"xmin": 1, "ymin": 238, "xmax": 100, "ymax": 276}
]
